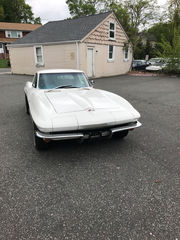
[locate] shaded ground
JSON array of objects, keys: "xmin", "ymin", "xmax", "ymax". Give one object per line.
[{"xmin": 0, "ymin": 74, "xmax": 179, "ymax": 239}]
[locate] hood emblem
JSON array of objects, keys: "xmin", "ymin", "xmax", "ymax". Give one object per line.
[{"xmin": 88, "ymin": 108, "xmax": 95, "ymax": 112}]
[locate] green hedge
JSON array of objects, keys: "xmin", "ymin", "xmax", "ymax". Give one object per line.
[
  {"xmin": 0, "ymin": 59, "xmax": 9, "ymax": 68},
  {"xmin": 163, "ymin": 59, "xmax": 180, "ymax": 74}
]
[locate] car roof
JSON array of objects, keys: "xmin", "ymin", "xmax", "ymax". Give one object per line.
[{"xmin": 37, "ymin": 69, "xmax": 84, "ymax": 74}]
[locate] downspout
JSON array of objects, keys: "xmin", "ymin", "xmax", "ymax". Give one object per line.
[{"xmin": 76, "ymin": 41, "xmax": 79, "ymax": 70}]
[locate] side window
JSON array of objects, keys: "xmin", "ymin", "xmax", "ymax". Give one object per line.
[
  {"xmin": 34, "ymin": 46, "xmax": 44, "ymax": 66},
  {"xmin": 124, "ymin": 47, "xmax": 129, "ymax": 61},
  {"xmin": 109, "ymin": 22, "xmax": 116, "ymax": 40},
  {"xmin": 32, "ymin": 74, "xmax": 38, "ymax": 88},
  {"xmin": 108, "ymin": 45, "xmax": 115, "ymax": 61},
  {"xmin": 5, "ymin": 30, "xmax": 22, "ymax": 38}
]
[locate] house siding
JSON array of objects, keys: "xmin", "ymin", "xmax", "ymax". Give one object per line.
[
  {"xmin": 10, "ymin": 43, "xmax": 77, "ymax": 75},
  {"xmin": 43, "ymin": 44, "xmax": 77, "ymax": 70},
  {"xmin": 9, "ymin": 12, "xmax": 132, "ymax": 77},
  {"xmin": 10, "ymin": 46, "xmax": 36, "ymax": 74},
  {"xmin": 83, "ymin": 14, "xmax": 127, "ymax": 46},
  {"xmin": 80, "ymin": 13, "xmax": 132, "ymax": 78},
  {"xmin": 79, "ymin": 43, "xmax": 132, "ymax": 78},
  {"xmin": 0, "ymin": 31, "xmax": 5, "ymax": 38}
]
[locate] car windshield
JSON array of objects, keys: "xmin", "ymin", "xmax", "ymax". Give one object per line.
[
  {"xmin": 38, "ymin": 72, "xmax": 90, "ymax": 89},
  {"xmin": 152, "ymin": 59, "xmax": 167, "ymax": 66},
  {"xmin": 148, "ymin": 58, "xmax": 162, "ymax": 64}
]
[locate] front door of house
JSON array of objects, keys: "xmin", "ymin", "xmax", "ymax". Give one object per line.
[{"xmin": 87, "ymin": 48, "xmax": 94, "ymax": 78}]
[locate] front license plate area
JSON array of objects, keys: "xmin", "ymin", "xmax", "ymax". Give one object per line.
[
  {"xmin": 86, "ymin": 130, "xmax": 111, "ymax": 139},
  {"xmin": 90, "ymin": 131, "xmax": 101, "ymax": 139}
]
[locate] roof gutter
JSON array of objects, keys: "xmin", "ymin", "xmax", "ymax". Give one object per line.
[{"xmin": 7, "ymin": 40, "xmax": 81, "ymax": 48}]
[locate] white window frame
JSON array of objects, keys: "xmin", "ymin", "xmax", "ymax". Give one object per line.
[
  {"xmin": 124, "ymin": 47, "xmax": 129, "ymax": 61},
  {"xmin": 5, "ymin": 30, "xmax": 22, "ymax": 38},
  {"xmin": 108, "ymin": 45, "xmax": 115, "ymax": 62},
  {"xmin": 109, "ymin": 21, "xmax": 116, "ymax": 40},
  {"xmin": 34, "ymin": 46, "xmax": 44, "ymax": 66}
]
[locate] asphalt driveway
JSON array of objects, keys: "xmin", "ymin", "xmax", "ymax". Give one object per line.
[{"xmin": 0, "ymin": 73, "xmax": 179, "ymax": 239}]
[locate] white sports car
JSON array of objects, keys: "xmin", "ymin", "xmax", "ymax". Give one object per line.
[{"xmin": 24, "ymin": 69, "xmax": 141, "ymax": 150}]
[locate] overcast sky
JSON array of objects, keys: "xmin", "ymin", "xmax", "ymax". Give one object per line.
[{"xmin": 26, "ymin": 0, "xmax": 168, "ymax": 24}]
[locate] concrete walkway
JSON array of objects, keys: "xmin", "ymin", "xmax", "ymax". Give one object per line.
[{"xmin": 0, "ymin": 68, "xmax": 11, "ymax": 74}]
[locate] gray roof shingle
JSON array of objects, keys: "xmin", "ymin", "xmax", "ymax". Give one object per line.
[{"xmin": 12, "ymin": 11, "xmax": 112, "ymax": 45}]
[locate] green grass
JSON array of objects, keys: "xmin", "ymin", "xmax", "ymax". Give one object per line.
[{"xmin": 0, "ymin": 59, "xmax": 9, "ymax": 68}]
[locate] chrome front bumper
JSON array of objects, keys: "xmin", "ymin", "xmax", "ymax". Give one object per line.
[{"xmin": 36, "ymin": 121, "xmax": 142, "ymax": 141}]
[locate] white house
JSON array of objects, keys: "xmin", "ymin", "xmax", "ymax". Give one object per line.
[{"xmin": 8, "ymin": 11, "xmax": 132, "ymax": 78}]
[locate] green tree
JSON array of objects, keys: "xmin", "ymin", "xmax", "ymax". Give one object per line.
[
  {"xmin": 133, "ymin": 40, "xmax": 145, "ymax": 59},
  {"xmin": 66, "ymin": 0, "xmax": 118, "ymax": 17},
  {"xmin": 66, "ymin": 0, "xmax": 160, "ymax": 59},
  {"xmin": 0, "ymin": 0, "xmax": 41, "ymax": 23},
  {"xmin": 148, "ymin": 22, "xmax": 173, "ymax": 43},
  {"xmin": 0, "ymin": 5, "xmax": 4, "ymax": 21},
  {"xmin": 155, "ymin": 0, "xmax": 180, "ymax": 73},
  {"xmin": 110, "ymin": 2, "xmax": 132, "ymax": 35},
  {"xmin": 124, "ymin": 0, "xmax": 158, "ymax": 54},
  {"xmin": 125, "ymin": 0, "xmax": 158, "ymax": 29},
  {"xmin": 66, "ymin": 0, "xmax": 97, "ymax": 18},
  {"xmin": 21, "ymin": 3, "xmax": 34, "ymax": 23},
  {"xmin": 34, "ymin": 17, "xmax": 41, "ymax": 24}
]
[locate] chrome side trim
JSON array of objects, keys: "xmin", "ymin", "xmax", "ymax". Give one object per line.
[
  {"xmin": 111, "ymin": 121, "xmax": 142, "ymax": 133},
  {"xmin": 36, "ymin": 131, "xmax": 84, "ymax": 140}
]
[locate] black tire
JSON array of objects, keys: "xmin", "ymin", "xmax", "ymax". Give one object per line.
[
  {"xmin": 33, "ymin": 124, "xmax": 48, "ymax": 150},
  {"xmin": 113, "ymin": 130, "xmax": 129, "ymax": 139},
  {"xmin": 25, "ymin": 95, "xmax": 30, "ymax": 115}
]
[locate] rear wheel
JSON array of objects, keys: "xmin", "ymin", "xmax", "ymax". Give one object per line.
[
  {"xmin": 113, "ymin": 130, "xmax": 129, "ymax": 139},
  {"xmin": 33, "ymin": 124, "xmax": 48, "ymax": 150}
]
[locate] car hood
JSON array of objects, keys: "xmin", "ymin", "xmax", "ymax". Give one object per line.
[
  {"xmin": 44, "ymin": 88, "xmax": 132, "ymax": 114},
  {"xmin": 146, "ymin": 65, "xmax": 162, "ymax": 71}
]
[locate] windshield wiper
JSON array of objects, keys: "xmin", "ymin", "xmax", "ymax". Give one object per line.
[
  {"xmin": 55, "ymin": 85, "xmax": 74, "ymax": 89},
  {"xmin": 47, "ymin": 85, "xmax": 78, "ymax": 92}
]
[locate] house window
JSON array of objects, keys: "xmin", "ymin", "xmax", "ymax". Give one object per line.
[
  {"xmin": 109, "ymin": 22, "xmax": 116, "ymax": 40},
  {"xmin": 34, "ymin": 46, "xmax": 44, "ymax": 66},
  {"xmin": 124, "ymin": 47, "xmax": 129, "ymax": 61},
  {"xmin": 108, "ymin": 45, "xmax": 115, "ymax": 61},
  {"xmin": 5, "ymin": 30, "xmax": 22, "ymax": 38}
]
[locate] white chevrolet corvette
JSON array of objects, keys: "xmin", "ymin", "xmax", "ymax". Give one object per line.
[{"xmin": 24, "ymin": 69, "xmax": 141, "ymax": 150}]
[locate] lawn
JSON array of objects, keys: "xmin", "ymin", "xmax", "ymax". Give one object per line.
[{"xmin": 0, "ymin": 59, "xmax": 9, "ymax": 68}]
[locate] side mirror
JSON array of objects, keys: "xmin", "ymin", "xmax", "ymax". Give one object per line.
[{"xmin": 90, "ymin": 80, "xmax": 95, "ymax": 86}]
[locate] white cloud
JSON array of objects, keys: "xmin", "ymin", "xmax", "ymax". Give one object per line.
[{"xmin": 26, "ymin": 0, "xmax": 71, "ymax": 24}]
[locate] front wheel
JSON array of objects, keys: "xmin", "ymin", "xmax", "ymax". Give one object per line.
[
  {"xmin": 113, "ymin": 130, "xmax": 129, "ymax": 139},
  {"xmin": 33, "ymin": 124, "xmax": 48, "ymax": 150}
]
